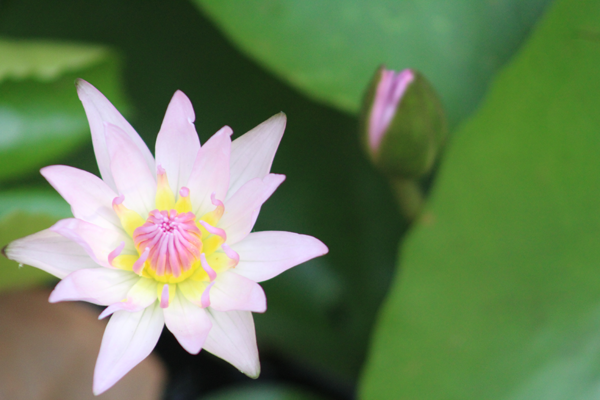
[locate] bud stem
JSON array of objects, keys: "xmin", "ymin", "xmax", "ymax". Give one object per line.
[{"xmin": 390, "ymin": 177, "xmax": 424, "ymax": 222}]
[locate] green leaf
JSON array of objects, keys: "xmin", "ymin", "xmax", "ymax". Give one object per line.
[
  {"xmin": 0, "ymin": 38, "xmax": 128, "ymax": 181},
  {"xmin": 194, "ymin": 0, "xmax": 551, "ymax": 125},
  {"xmin": 0, "ymin": 188, "xmax": 71, "ymax": 220},
  {"xmin": 0, "ymin": 189, "xmax": 70, "ymax": 292},
  {"xmin": 201, "ymin": 384, "xmax": 328, "ymax": 400},
  {"xmin": 360, "ymin": 0, "xmax": 600, "ymax": 398}
]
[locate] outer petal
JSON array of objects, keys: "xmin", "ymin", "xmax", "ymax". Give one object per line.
[
  {"xmin": 218, "ymin": 174, "xmax": 285, "ymax": 245},
  {"xmin": 41, "ymin": 165, "xmax": 122, "ymax": 232},
  {"xmin": 164, "ymin": 290, "xmax": 212, "ymax": 354},
  {"xmin": 76, "ymin": 79, "xmax": 155, "ymax": 192},
  {"xmin": 186, "ymin": 126, "xmax": 232, "ymax": 216},
  {"xmin": 232, "ymin": 231, "xmax": 329, "ymax": 282},
  {"xmin": 209, "ymin": 271, "xmax": 266, "ymax": 313},
  {"xmin": 228, "ymin": 113, "xmax": 286, "ymax": 199},
  {"xmin": 155, "ymin": 90, "xmax": 201, "ymax": 194},
  {"xmin": 203, "ymin": 309, "xmax": 260, "ymax": 378},
  {"xmin": 3, "ymin": 228, "xmax": 99, "ymax": 278},
  {"xmin": 93, "ymin": 304, "xmax": 164, "ymax": 395},
  {"xmin": 50, "ymin": 218, "xmax": 129, "ymax": 268},
  {"xmin": 99, "ymin": 278, "xmax": 158, "ymax": 319},
  {"xmin": 105, "ymin": 123, "xmax": 156, "ymax": 216},
  {"xmin": 49, "ymin": 268, "xmax": 138, "ymax": 306}
]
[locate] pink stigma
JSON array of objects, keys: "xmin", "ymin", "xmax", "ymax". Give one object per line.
[{"xmin": 133, "ymin": 209, "xmax": 202, "ymax": 278}]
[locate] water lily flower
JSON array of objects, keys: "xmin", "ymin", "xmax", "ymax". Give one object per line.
[{"xmin": 3, "ymin": 80, "xmax": 328, "ymax": 395}]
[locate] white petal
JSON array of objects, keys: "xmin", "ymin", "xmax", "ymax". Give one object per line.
[
  {"xmin": 219, "ymin": 174, "xmax": 285, "ymax": 245},
  {"xmin": 99, "ymin": 278, "xmax": 158, "ymax": 318},
  {"xmin": 93, "ymin": 304, "xmax": 164, "ymax": 395},
  {"xmin": 203, "ymin": 309, "xmax": 260, "ymax": 378},
  {"xmin": 209, "ymin": 271, "xmax": 266, "ymax": 312},
  {"xmin": 50, "ymin": 218, "xmax": 129, "ymax": 268},
  {"xmin": 49, "ymin": 268, "xmax": 138, "ymax": 305},
  {"xmin": 228, "ymin": 113, "xmax": 286, "ymax": 199},
  {"xmin": 76, "ymin": 79, "xmax": 155, "ymax": 192},
  {"xmin": 186, "ymin": 126, "xmax": 232, "ymax": 216},
  {"xmin": 41, "ymin": 165, "xmax": 122, "ymax": 232},
  {"xmin": 232, "ymin": 231, "xmax": 329, "ymax": 282},
  {"xmin": 164, "ymin": 291, "xmax": 212, "ymax": 354},
  {"xmin": 3, "ymin": 228, "xmax": 99, "ymax": 278},
  {"xmin": 105, "ymin": 123, "xmax": 156, "ymax": 216},
  {"xmin": 155, "ymin": 90, "xmax": 201, "ymax": 194}
]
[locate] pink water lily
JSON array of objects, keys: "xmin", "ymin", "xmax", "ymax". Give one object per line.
[{"xmin": 4, "ymin": 80, "xmax": 328, "ymax": 395}]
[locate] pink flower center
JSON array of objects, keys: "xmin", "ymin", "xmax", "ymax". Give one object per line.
[{"xmin": 132, "ymin": 209, "xmax": 202, "ymax": 278}]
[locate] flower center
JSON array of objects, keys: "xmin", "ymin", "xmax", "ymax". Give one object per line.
[
  {"xmin": 133, "ymin": 209, "xmax": 202, "ymax": 279},
  {"xmin": 109, "ymin": 167, "xmax": 239, "ymax": 293}
]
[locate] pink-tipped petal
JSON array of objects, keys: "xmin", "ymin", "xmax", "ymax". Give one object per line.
[
  {"xmin": 209, "ymin": 271, "xmax": 266, "ymax": 313},
  {"xmin": 49, "ymin": 218, "xmax": 129, "ymax": 268},
  {"xmin": 221, "ymin": 243, "xmax": 240, "ymax": 267},
  {"xmin": 164, "ymin": 291, "xmax": 212, "ymax": 354},
  {"xmin": 41, "ymin": 165, "xmax": 122, "ymax": 232},
  {"xmin": 186, "ymin": 126, "xmax": 232, "ymax": 216},
  {"xmin": 198, "ymin": 221, "xmax": 227, "ymax": 242},
  {"xmin": 203, "ymin": 310, "xmax": 260, "ymax": 378},
  {"xmin": 93, "ymin": 304, "xmax": 164, "ymax": 395},
  {"xmin": 133, "ymin": 247, "xmax": 150, "ymax": 275},
  {"xmin": 200, "ymin": 253, "xmax": 217, "ymax": 282},
  {"xmin": 104, "ymin": 122, "xmax": 156, "ymax": 216},
  {"xmin": 49, "ymin": 268, "xmax": 138, "ymax": 306},
  {"xmin": 201, "ymin": 282, "xmax": 215, "ymax": 308},
  {"xmin": 231, "ymin": 231, "xmax": 329, "ymax": 282},
  {"xmin": 155, "ymin": 90, "xmax": 201, "ymax": 194},
  {"xmin": 218, "ymin": 174, "xmax": 285, "ymax": 245},
  {"xmin": 160, "ymin": 284, "xmax": 170, "ymax": 309},
  {"xmin": 76, "ymin": 79, "xmax": 155, "ymax": 192},
  {"xmin": 228, "ymin": 113, "xmax": 286, "ymax": 199},
  {"xmin": 3, "ymin": 229, "xmax": 100, "ymax": 278},
  {"xmin": 108, "ymin": 242, "xmax": 125, "ymax": 266}
]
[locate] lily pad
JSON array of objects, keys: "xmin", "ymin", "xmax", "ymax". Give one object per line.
[
  {"xmin": 360, "ymin": 0, "xmax": 600, "ymax": 398},
  {"xmin": 194, "ymin": 0, "xmax": 551, "ymax": 125},
  {"xmin": 0, "ymin": 38, "xmax": 128, "ymax": 181}
]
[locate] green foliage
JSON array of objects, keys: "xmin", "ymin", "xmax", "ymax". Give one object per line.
[
  {"xmin": 194, "ymin": 0, "xmax": 551, "ymax": 125},
  {"xmin": 0, "ymin": 38, "xmax": 127, "ymax": 181},
  {"xmin": 359, "ymin": 0, "xmax": 600, "ymax": 398}
]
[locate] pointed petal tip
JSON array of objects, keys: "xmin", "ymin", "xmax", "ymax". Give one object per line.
[
  {"xmin": 170, "ymin": 90, "xmax": 196, "ymax": 122},
  {"xmin": 245, "ymin": 364, "xmax": 261, "ymax": 379},
  {"xmin": 75, "ymin": 78, "xmax": 98, "ymax": 99},
  {"xmin": 74, "ymin": 77, "xmax": 87, "ymax": 88},
  {"xmin": 216, "ymin": 125, "xmax": 233, "ymax": 137},
  {"xmin": 316, "ymin": 239, "xmax": 329, "ymax": 256},
  {"xmin": 92, "ymin": 376, "xmax": 111, "ymax": 396}
]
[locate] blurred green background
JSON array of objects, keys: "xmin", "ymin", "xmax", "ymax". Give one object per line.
[{"xmin": 4, "ymin": 0, "xmax": 600, "ymax": 399}]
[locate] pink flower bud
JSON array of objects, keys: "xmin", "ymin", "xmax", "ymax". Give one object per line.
[{"xmin": 360, "ymin": 66, "xmax": 447, "ymax": 179}]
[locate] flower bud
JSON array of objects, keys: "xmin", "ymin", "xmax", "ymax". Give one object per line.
[{"xmin": 360, "ymin": 67, "xmax": 447, "ymax": 179}]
